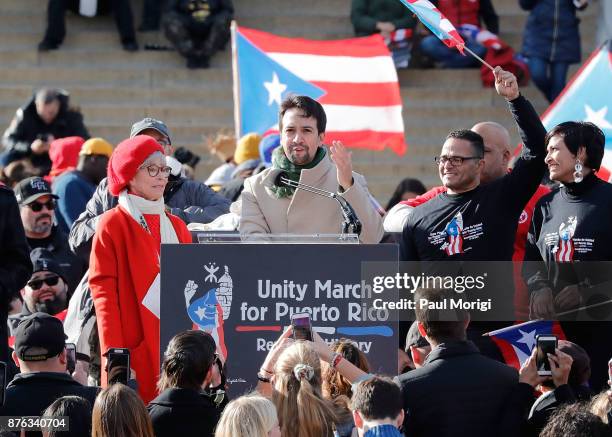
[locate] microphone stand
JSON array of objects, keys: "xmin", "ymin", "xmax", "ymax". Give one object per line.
[{"xmin": 278, "ymin": 175, "xmax": 362, "ymax": 237}]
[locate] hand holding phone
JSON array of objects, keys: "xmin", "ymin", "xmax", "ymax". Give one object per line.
[
  {"xmin": 106, "ymin": 348, "xmax": 131, "ymax": 386},
  {"xmin": 536, "ymin": 335, "xmax": 557, "ymax": 376},
  {"xmin": 291, "ymin": 313, "xmax": 313, "ymax": 341},
  {"xmin": 65, "ymin": 343, "xmax": 76, "ymax": 375}
]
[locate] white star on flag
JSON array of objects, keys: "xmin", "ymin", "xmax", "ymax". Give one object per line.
[
  {"xmin": 264, "ymin": 72, "xmax": 287, "ymax": 106},
  {"xmin": 584, "ymin": 105, "xmax": 612, "ymax": 129},
  {"xmin": 195, "ymin": 306, "xmax": 206, "ymax": 320},
  {"xmin": 516, "ymin": 329, "xmax": 537, "ymax": 351}
]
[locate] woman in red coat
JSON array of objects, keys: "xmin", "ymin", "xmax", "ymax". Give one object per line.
[{"xmin": 89, "ymin": 135, "xmax": 191, "ymax": 403}]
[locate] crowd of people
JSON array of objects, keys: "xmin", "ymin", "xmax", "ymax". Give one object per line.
[
  {"xmin": 0, "ymin": 59, "xmax": 610, "ymax": 435},
  {"xmin": 33, "ymin": 0, "xmax": 596, "ymax": 98}
]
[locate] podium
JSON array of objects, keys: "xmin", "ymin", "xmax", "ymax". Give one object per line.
[{"xmin": 160, "ymin": 234, "xmax": 398, "ymax": 396}]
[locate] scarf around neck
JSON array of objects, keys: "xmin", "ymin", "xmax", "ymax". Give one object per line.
[
  {"xmin": 269, "ymin": 146, "xmax": 327, "ymax": 198},
  {"xmin": 118, "ymin": 190, "xmax": 179, "ymax": 245}
]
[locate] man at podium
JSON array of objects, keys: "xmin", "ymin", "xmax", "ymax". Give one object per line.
[{"xmin": 238, "ymin": 95, "xmax": 384, "ymax": 243}]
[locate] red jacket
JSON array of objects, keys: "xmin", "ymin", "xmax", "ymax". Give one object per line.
[
  {"xmin": 435, "ymin": 0, "xmax": 499, "ymax": 34},
  {"xmin": 89, "ymin": 206, "xmax": 191, "ymax": 403}
]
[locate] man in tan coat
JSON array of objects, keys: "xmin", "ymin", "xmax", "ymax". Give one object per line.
[{"xmin": 238, "ymin": 95, "xmax": 384, "ymax": 244}]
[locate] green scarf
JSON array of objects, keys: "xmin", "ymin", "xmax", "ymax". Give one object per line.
[{"xmin": 269, "ymin": 146, "xmax": 327, "ymax": 198}]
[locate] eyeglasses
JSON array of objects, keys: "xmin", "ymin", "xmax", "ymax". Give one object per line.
[
  {"xmin": 157, "ymin": 138, "xmax": 171, "ymax": 147},
  {"xmin": 434, "ymin": 155, "xmax": 483, "ymax": 166},
  {"xmin": 27, "ymin": 275, "xmax": 60, "ymax": 290},
  {"xmin": 27, "ymin": 200, "xmax": 56, "ymax": 212},
  {"xmin": 141, "ymin": 165, "xmax": 172, "ymax": 177}
]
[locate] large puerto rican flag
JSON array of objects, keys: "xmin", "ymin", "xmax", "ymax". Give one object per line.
[
  {"xmin": 542, "ymin": 41, "xmax": 612, "ymax": 182},
  {"xmin": 232, "ymin": 24, "xmax": 406, "ymax": 155},
  {"xmin": 487, "ymin": 320, "xmax": 565, "ymax": 370}
]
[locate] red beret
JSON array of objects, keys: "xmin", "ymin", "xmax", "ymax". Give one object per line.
[{"xmin": 107, "ymin": 135, "xmax": 165, "ymax": 196}]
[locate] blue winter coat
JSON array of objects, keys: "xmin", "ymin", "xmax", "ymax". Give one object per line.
[{"xmin": 520, "ymin": 0, "xmax": 586, "ymax": 63}]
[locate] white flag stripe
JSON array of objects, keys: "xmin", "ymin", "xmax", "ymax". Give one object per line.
[
  {"xmin": 267, "ymin": 53, "xmax": 398, "ymax": 83},
  {"xmin": 323, "ymin": 104, "xmax": 404, "ymax": 132}
]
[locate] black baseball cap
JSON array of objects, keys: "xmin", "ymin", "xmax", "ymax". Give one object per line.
[
  {"xmin": 14, "ymin": 176, "xmax": 58, "ymax": 205},
  {"xmin": 14, "ymin": 312, "xmax": 66, "ymax": 361},
  {"xmin": 30, "ymin": 248, "xmax": 66, "ymax": 281},
  {"xmin": 130, "ymin": 118, "xmax": 171, "ymax": 143}
]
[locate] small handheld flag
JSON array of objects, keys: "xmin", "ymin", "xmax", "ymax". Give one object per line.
[{"xmin": 397, "ymin": 0, "xmax": 494, "ymax": 70}]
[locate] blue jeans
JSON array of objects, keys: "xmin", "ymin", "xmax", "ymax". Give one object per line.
[
  {"xmin": 419, "ymin": 35, "xmax": 486, "ymax": 68},
  {"xmin": 527, "ymin": 57, "xmax": 569, "ymax": 102}
]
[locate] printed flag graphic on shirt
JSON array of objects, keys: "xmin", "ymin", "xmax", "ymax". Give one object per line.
[
  {"xmin": 397, "ymin": 0, "xmax": 465, "ymax": 53},
  {"xmin": 232, "ymin": 24, "xmax": 406, "ymax": 155},
  {"xmin": 444, "ymin": 212, "xmax": 464, "ymax": 255},
  {"xmin": 542, "ymin": 41, "xmax": 612, "ymax": 182},
  {"xmin": 487, "ymin": 320, "xmax": 566, "ymax": 370}
]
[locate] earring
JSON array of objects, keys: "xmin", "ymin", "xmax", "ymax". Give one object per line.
[{"xmin": 573, "ymin": 159, "xmax": 583, "ymax": 183}]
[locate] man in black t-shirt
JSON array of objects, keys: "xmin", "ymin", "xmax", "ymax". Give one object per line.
[{"xmin": 400, "ymin": 68, "xmax": 547, "ymax": 319}]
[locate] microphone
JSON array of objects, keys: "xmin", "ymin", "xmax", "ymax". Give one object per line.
[{"xmin": 264, "ymin": 169, "xmax": 362, "ymax": 236}]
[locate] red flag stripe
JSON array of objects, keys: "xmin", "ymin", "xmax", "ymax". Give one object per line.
[
  {"xmin": 239, "ymin": 27, "xmax": 390, "ymax": 57},
  {"xmin": 315, "ymin": 81, "xmax": 403, "ymax": 106},
  {"xmin": 324, "ymin": 131, "xmax": 407, "ymax": 155}
]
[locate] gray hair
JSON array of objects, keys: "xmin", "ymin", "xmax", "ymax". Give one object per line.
[{"xmin": 140, "ymin": 151, "xmax": 165, "ymax": 168}]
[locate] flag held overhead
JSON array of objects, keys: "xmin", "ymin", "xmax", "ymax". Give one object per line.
[{"xmin": 397, "ymin": 0, "xmax": 465, "ymax": 54}]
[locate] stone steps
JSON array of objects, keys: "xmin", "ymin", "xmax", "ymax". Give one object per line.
[{"xmin": 0, "ymin": 0, "xmax": 601, "ymax": 203}]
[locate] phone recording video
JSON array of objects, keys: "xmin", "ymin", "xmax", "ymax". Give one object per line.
[
  {"xmin": 106, "ymin": 348, "xmax": 130, "ymax": 386},
  {"xmin": 291, "ymin": 313, "xmax": 313, "ymax": 341},
  {"xmin": 66, "ymin": 343, "xmax": 76, "ymax": 375},
  {"xmin": 536, "ymin": 335, "xmax": 558, "ymax": 376}
]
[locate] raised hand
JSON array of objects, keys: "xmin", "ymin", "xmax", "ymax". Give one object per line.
[
  {"xmin": 329, "ymin": 140, "xmax": 354, "ymax": 191},
  {"xmin": 494, "ymin": 66, "xmax": 520, "ymax": 100}
]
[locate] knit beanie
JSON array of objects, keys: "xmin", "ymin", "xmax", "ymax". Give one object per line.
[
  {"xmin": 107, "ymin": 135, "xmax": 164, "ymax": 196},
  {"xmin": 49, "ymin": 136, "xmax": 85, "ymax": 177},
  {"xmin": 234, "ymin": 133, "xmax": 261, "ymax": 165}
]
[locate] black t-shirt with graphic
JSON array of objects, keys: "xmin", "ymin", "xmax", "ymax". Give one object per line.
[
  {"xmin": 401, "ymin": 95, "xmax": 547, "ymax": 263},
  {"xmin": 524, "ymin": 172, "xmax": 612, "ymax": 292}
]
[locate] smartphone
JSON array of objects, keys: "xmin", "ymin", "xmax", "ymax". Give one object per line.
[
  {"xmin": 0, "ymin": 361, "xmax": 6, "ymax": 407},
  {"xmin": 291, "ymin": 313, "xmax": 313, "ymax": 341},
  {"xmin": 106, "ymin": 348, "xmax": 130, "ymax": 386},
  {"xmin": 66, "ymin": 343, "xmax": 76, "ymax": 375},
  {"xmin": 608, "ymin": 357, "xmax": 612, "ymax": 384},
  {"xmin": 536, "ymin": 335, "xmax": 558, "ymax": 376}
]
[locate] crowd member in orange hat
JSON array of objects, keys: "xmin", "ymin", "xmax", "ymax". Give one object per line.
[
  {"xmin": 46, "ymin": 136, "xmax": 85, "ymax": 182},
  {"xmin": 89, "ymin": 135, "xmax": 192, "ymax": 404}
]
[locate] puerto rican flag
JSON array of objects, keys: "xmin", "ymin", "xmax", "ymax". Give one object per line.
[
  {"xmin": 444, "ymin": 213, "xmax": 464, "ymax": 255},
  {"xmin": 487, "ymin": 320, "xmax": 566, "ymax": 370},
  {"xmin": 555, "ymin": 238, "xmax": 575, "ymax": 262},
  {"xmin": 232, "ymin": 24, "xmax": 406, "ymax": 155},
  {"xmin": 542, "ymin": 41, "xmax": 612, "ymax": 182},
  {"xmin": 397, "ymin": 0, "xmax": 465, "ymax": 53}
]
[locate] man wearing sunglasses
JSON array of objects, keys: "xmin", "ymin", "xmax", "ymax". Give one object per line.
[
  {"xmin": 8, "ymin": 248, "xmax": 69, "ymax": 336},
  {"xmin": 69, "ymin": 117, "xmax": 230, "ymax": 264},
  {"xmin": 15, "ymin": 176, "xmax": 86, "ymax": 296}
]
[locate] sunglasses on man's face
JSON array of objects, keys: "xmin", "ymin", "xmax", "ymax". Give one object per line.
[
  {"xmin": 27, "ymin": 275, "xmax": 60, "ymax": 290},
  {"xmin": 27, "ymin": 200, "xmax": 56, "ymax": 212}
]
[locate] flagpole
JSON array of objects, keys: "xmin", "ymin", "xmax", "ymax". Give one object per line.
[
  {"xmin": 230, "ymin": 20, "xmax": 241, "ymax": 140},
  {"xmin": 457, "ymin": 42, "xmax": 495, "ymax": 71}
]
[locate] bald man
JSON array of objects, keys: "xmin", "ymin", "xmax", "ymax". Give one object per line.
[{"xmin": 472, "ymin": 122, "xmax": 512, "ymax": 184}]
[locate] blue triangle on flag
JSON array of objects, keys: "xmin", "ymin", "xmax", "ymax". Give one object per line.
[{"xmin": 236, "ymin": 31, "xmax": 326, "ymax": 136}]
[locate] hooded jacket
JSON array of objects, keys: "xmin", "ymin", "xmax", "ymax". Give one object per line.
[
  {"xmin": 520, "ymin": 0, "xmax": 586, "ymax": 63},
  {"xmin": 2, "ymin": 91, "xmax": 90, "ymax": 157}
]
